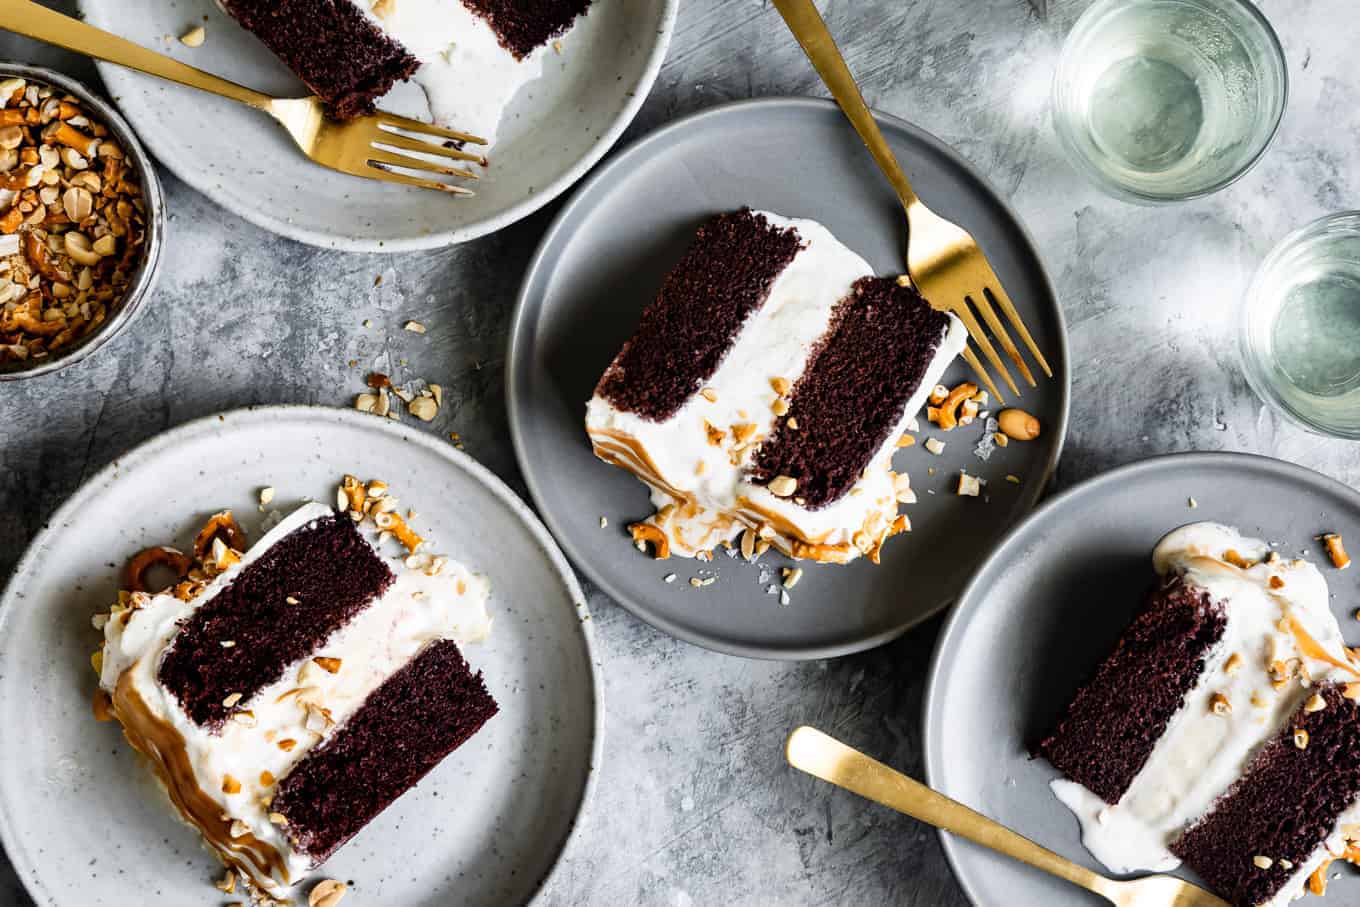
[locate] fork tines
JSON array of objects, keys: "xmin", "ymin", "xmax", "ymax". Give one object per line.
[
  {"xmin": 946, "ymin": 277, "xmax": 1052, "ymax": 404},
  {"xmin": 366, "ymin": 112, "xmax": 489, "ymax": 195}
]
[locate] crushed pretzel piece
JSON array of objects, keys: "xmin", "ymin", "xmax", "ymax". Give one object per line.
[
  {"xmin": 1324, "ymin": 533, "xmax": 1350, "ymax": 570},
  {"xmin": 628, "ymin": 522, "xmax": 670, "ymax": 559}
]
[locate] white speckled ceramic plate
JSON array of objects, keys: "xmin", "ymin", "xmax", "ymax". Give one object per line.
[
  {"xmin": 924, "ymin": 452, "xmax": 1360, "ymax": 906},
  {"xmin": 0, "ymin": 406, "xmax": 601, "ymax": 906},
  {"xmin": 508, "ymin": 98, "xmax": 1069, "ymax": 660},
  {"xmin": 74, "ymin": 0, "xmax": 676, "ymax": 251}
]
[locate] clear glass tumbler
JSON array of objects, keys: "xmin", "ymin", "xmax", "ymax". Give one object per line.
[
  {"xmin": 1052, "ymin": 0, "xmax": 1287, "ymax": 203},
  {"xmin": 1241, "ymin": 213, "xmax": 1360, "ymax": 439}
]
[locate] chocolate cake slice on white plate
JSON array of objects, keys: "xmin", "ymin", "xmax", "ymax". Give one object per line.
[
  {"xmin": 95, "ymin": 493, "xmax": 497, "ymax": 899},
  {"xmin": 218, "ymin": 0, "xmax": 592, "ymax": 143}
]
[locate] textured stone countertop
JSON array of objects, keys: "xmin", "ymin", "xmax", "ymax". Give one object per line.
[{"xmin": 3, "ymin": 1, "xmax": 1359, "ymax": 904}]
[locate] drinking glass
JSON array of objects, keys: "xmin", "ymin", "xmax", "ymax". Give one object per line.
[
  {"xmin": 1052, "ymin": 0, "xmax": 1287, "ymax": 203},
  {"xmin": 1241, "ymin": 213, "xmax": 1360, "ymax": 438}
]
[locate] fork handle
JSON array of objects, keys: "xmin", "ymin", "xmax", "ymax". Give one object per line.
[
  {"xmin": 772, "ymin": 0, "xmax": 919, "ymax": 211},
  {"xmin": 786, "ymin": 727, "xmax": 1120, "ymax": 904},
  {"xmin": 0, "ymin": 0, "xmax": 271, "ymax": 110}
]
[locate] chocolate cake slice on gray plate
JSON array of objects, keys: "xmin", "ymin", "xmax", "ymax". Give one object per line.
[
  {"xmin": 1039, "ymin": 523, "xmax": 1360, "ymax": 905},
  {"xmin": 586, "ymin": 208, "xmax": 968, "ymax": 565}
]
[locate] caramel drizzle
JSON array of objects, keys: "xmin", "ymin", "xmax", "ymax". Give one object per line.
[
  {"xmin": 590, "ymin": 427, "xmax": 878, "ymax": 565},
  {"xmin": 1283, "ymin": 616, "xmax": 1360, "ymax": 679},
  {"xmin": 111, "ymin": 669, "xmax": 291, "ymax": 890},
  {"xmin": 1181, "ymin": 553, "xmax": 1360, "ymax": 678}
]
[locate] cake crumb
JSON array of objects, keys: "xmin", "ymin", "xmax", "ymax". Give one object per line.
[
  {"xmin": 179, "ymin": 25, "xmax": 205, "ymax": 47},
  {"xmin": 258, "ymin": 486, "xmax": 275, "ymax": 508},
  {"xmin": 924, "ymin": 438, "xmax": 946, "ymax": 455},
  {"xmin": 781, "ymin": 567, "xmax": 803, "ymax": 589}
]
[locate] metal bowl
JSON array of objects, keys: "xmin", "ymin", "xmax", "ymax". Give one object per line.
[{"xmin": 0, "ymin": 63, "xmax": 164, "ymax": 381}]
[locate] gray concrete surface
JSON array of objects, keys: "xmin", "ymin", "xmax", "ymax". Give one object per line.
[{"xmin": 3, "ymin": 1, "xmax": 1358, "ymax": 904}]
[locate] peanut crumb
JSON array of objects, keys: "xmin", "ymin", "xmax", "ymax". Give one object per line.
[
  {"xmin": 179, "ymin": 25, "xmax": 206, "ymax": 47},
  {"xmin": 309, "ymin": 880, "xmax": 348, "ymax": 907}
]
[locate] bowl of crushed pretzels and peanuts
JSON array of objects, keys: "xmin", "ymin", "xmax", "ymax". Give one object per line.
[{"xmin": 0, "ymin": 63, "xmax": 163, "ymax": 380}]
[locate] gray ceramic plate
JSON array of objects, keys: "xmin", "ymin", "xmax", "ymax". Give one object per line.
[
  {"xmin": 0, "ymin": 406, "xmax": 600, "ymax": 907},
  {"xmin": 508, "ymin": 97, "xmax": 1070, "ymax": 659},
  {"xmin": 923, "ymin": 452, "xmax": 1360, "ymax": 906}
]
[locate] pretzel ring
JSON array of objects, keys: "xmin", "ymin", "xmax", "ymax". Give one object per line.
[
  {"xmin": 124, "ymin": 546, "xmax": 193, "ymax": 593},
  {"xmin": 192, "ymin": 510, "xmax": 247, "ymax": 561}
]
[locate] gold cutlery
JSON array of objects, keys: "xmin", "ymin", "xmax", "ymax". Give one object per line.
[
  {"xmin": 0, "ymin": 0, "xmax": 486, "ymax": 194},
  {"xmin": 773, "ymin": 0, "xmax": 1052, "ymax": 402},
  {"xmin": 786, "ymin": 727, "xmax": 1230, "ymax": 907}
]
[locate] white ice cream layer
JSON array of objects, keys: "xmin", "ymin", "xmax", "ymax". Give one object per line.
[
  {"xmin": 99, "ymin": 502, "xmax": 491, "ymax": 894},
  {"xmin": 347, "ymin": 0, "xmax": 574, "ymax": 145},
  {"xmin": 1053, "ymin": 522, "xmax": 1357, "ymax": 906},
  {"xmin": 585, "ymin": 211, "xmax": 966, "ymax": 562}
]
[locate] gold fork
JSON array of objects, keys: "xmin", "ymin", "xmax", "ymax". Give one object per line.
[
  {"xmin": 773, "ymin": 0, "xmax": 1052, "ymax": 402},
  {"xmin": 0, "ymin": 0, "xmax": 486, "ymax": 194},
  {"xmin": 787, "ymin": 727, "xmax": 1230, "ymax": 907}
]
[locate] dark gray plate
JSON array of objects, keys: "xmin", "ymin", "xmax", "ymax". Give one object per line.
[
  {"xmin": 923, "ymin": 452, "xmax": 1360, "ymax": 905},
  {"xmin": 507, "ymin": 97, "xmax": 1069, "ymax": 659}
]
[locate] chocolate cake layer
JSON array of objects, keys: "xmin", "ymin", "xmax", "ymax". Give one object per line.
[
  {"xmin": 1172, "ymin": 684, "xmax": 1360, "ymax": 905},
  {"xmin": 460, "ymin": 0, "xmax": 593, "ymax": 59},
  {"xmin": 747, "ymin": 277, "xmax": 951, "ymax": 509},
  {"xmin": 594, "ymin": 209, "xmax": 803, "ymax": 422},
  {"xmin": 1038, "ymin": 578, "xmax": 1227, "ymax": 804},
  {"xmin": 272, "ymin": 639, "xmax": 499, "ymax": 862},
  {"xmin": 157, "ymin": 512, "xmax": 394, "ymax": 728},
  {"xmin": 221, "ymin": 0, "xmax": 419, "ymax": 118}
]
